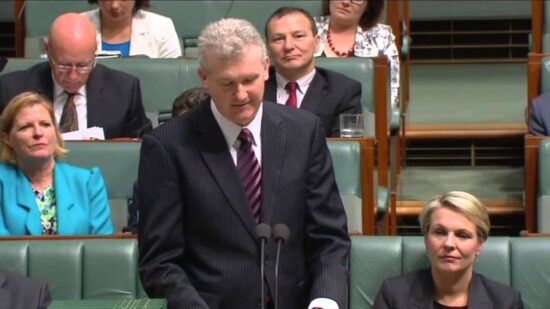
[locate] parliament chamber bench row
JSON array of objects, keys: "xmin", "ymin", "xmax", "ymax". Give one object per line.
[
  {"xmin": 2, "ymin": 55, "xmax": 400, "ymax": 234},
  {"xmin": 61, "ymin": 139, "xmax": 384, "ymax": 235},
  {"xmin": 0, "ymin": 236, "xmax": 548, "ymax": 309}
]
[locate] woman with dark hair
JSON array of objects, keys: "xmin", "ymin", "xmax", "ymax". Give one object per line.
[
  {"xmin": 82, "ymin": 0, "xmax": 181, "ymax": 58},
  {"xmin": 314, "ymin": 0, "xmax": 399, "ymax": 108}
]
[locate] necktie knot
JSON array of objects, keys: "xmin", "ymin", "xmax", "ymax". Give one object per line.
[
  {"xmin": 285, "ymin": 82, "xmax": 298, "ymax": 93},
  {"xmin": 238, "ymin": 128, "xmax": 254, "ymax": 144}
]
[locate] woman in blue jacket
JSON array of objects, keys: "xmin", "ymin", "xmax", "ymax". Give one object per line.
[{"xmin": 0, "ymin": 92, "xmax": 113, "ymax": 235}]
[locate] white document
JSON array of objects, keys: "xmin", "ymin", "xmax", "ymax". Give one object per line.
[{"xmin": 61, "ymin": 126, "xmax": 105, "ymax": 140}]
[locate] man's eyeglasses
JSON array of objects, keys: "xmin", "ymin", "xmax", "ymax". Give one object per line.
[
  {"xmin": 50, "ymin": 57, "xmax": 96, "ymax": 73},
  {"xmin": 348, "ymin": 0, "xmax": 366, "ymax": 5}
]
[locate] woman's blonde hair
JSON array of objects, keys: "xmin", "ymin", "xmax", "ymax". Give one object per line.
[
  {"xmin": 0, "ymin": 92, "xmax": 67, "ymax": 164},
  {"xmin": 419, "ymin": 191, "xmax": 490, "ymax": 241}
]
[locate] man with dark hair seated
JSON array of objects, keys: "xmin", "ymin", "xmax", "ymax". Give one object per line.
[{"xmin": 263, "ymin": 7, "xmax": 362, "ymax": 137}]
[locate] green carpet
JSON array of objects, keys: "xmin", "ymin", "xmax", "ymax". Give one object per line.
[{"xmin": 408, "ymin": 63, "xmax": 526, "ymax": 124}]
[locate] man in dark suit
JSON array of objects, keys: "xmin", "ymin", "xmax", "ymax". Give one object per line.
[
  {"xmin": 263, "ymin": 7, "xmax": 362, "ymax": 137},
  {"xmin": 0, "ymin": 272, "xmax": 51, "ymax": 309},
  {"xmin": 0, "ymin": 13, "xmax": 151, "ymax": 139},
  {"xmin": 529, "ymin": 92, "xmax": 550, "ymax": 135},
  {"xmin": 137, "ymin": 18, "xmax": 350, "ymax": 309}
]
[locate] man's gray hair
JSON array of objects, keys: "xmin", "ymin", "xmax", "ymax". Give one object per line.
[{"xmin": 198, "ymin": 18, "xmax": 267, "ymax": 71}]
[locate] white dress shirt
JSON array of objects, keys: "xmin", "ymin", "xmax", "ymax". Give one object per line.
[
  {"xmin": 275, "ymin": 69, "xmax": 316, "ymax": 108},
  {"xmin": 53, "ymin": 79, "xmax": 88, "ymax": 130}
]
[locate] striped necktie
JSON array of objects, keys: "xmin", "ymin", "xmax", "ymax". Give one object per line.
[{"xmin": 237, "ymin": 128, "xmax": 262, "ymax": 223}]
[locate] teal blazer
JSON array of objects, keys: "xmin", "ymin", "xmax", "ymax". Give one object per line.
[{"xmin": 0, "ymin": 162, "xmax": 114, "ymax": 235}]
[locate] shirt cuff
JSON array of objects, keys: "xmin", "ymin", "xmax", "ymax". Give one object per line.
[{"xmin": 308, "ymin": 297, "xmax": 339, "ymax": 309}]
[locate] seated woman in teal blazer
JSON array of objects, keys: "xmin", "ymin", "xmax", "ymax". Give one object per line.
[{"xmin": 0, "ymin": 92, "xmax": 113, "ymax": 235}]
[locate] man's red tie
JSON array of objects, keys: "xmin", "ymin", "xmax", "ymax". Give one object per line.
[
  {"xmin": 285, "ymin": 82, "xmax": 298, "ymax": 108},
  {"xmin": 237, "ymin": 128, "xmax": 262, "ymax": 223}
]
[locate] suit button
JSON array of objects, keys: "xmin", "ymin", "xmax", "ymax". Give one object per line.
[
  {"xmin": 264, "ymin": 258, "xmax": 269, "ymax": 265},
  {"xmin": 256, "ymin": 299, "xmax": 262, "ymax": 307}
]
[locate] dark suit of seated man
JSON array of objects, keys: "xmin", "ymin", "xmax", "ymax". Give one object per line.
[
  {"xmin": 0, "ymin": 13, "xmax": 151, "ymax": 139},
  {"xmin": 0, "ymin": 272, "xmax": 51, "ymax": 309},
  {"xmin": 263, "ymin": 7, "xmax": 362, "ymax": 138},
  {"xmin": 137, "ymin": 18, "xmax": 350, "ymax": 309},
  {"xmin": 529, "ymin": 92, "xmax": 550, "ymax": 136}
]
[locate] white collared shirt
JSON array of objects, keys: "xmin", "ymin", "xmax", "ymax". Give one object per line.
[
  {"xmin": 275, "ymin": 69, "xmax": 316, "ymax": 108},
  {"xmin": 210, "ymin": 99, "xmax": 263, "ymax": 166},
  {"xmin": 52, "ymin": 78, "xmax": 88, "ymax": 130}
]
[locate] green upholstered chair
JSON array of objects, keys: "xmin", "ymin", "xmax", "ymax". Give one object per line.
[
  {"xmin": 349, "ymin": 236, "xmax": 550, "ymax": 309},
  {"xmin": 1, "ymin": 58, "xmax": 45, "ymax": 74},
  {"xmin": 316, "ymin": 57, "xmax": 397, "ymax": 233},
  {"xmin": 98, "ymin": 58, "xmax": 203, "ymax": 124},
  {"xmin": 0, "ymin": 238, "xmax": 148, "ymax": 300},
  {"xmin": 538, "ymin": 140, "xmax": 550, "ymax": 233},
  {"xmin": 24, "ymin": 1, "xmax": 93, "ymax": 58},
  {"xmin": 62, "ymin": 141, "xmax": 141, "ymax": 232},
  {"xmin": 328, "ymin": 140, "xmax": 361, "ymax": 233}
]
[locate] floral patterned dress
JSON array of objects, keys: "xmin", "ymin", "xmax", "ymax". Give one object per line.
[
  {"xmin": 314, "ymin": 16, "xmax": 400, "ymax": 109},
  {"xmin": 32, "ymin": 184, "xmax": 57, "ymax": 235}
]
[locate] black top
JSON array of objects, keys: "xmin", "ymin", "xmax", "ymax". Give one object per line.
[{"xmin": 434, "ymin": 301, "xmax": 467, "ymax": 309}]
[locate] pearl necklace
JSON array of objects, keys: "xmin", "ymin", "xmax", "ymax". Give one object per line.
[{"xmin": 327, "ymin": 30, "xmax": 355, "ymax": 57}]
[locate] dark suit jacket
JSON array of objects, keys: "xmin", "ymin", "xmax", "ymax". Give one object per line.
[
  {"xmin": 0, "ymin": 273, "xmax": 51, "ymax": 309},
  {"xmin": 264, "ymin": 67, "xmax": 362, "ymax": 137},
  {"xmin": 0, "ymin": 62, "xmax": 152, "ymax": 139},
  {"xmin": 373, "ymin": 268, "xmax": 524, "ymax": 309},
  {"xmin": 137, "ymin": 100, "xmax": 350, "ymax": 309},
  {"xmin": 529, "ymin": 92, "xmax": 550, "ymax": 136}
]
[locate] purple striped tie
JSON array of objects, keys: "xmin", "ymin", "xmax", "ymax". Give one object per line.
[{"xmin": 237, "ymin": 128, "xmax": 262, "ymax": 223}]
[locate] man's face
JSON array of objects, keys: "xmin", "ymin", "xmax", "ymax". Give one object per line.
[
  {"xmin": 198, "ymin": 44, "xmax": 269, "ymax": 127},
  {"xmin": 266, "ymin": 12, "xmax": 319, "ymax": 79},
  {"xmin": 46, "ymin": 39, "xmax": 96, "ymax": 94}
]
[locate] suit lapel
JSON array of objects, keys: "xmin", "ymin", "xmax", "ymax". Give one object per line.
[
  {"xmin": 52, "ymin": 163, "xmax": 76, "ymax": 234},
  {"xmin": 467, "ymin": 274, "xmax": 494, "ymax": 309},
  {"xmin": 409, "ymin": 269, "xmax": 436, "ymax": 309},
  {"xmin": 85, "ymin": 66, "xmax": 104, "ymax": 127},
  {"xmin": 300, "ymin": 71, "xmax": 326, "ymax": 113},
  {"xmin": 264, "ymin": 70, "xmax": 278, "ymax": 103},
  {"xmin": 14, "ymin": 169, "xmax": 42, "ymax": 235},
  {"xmin": 194, "ymin": 104, "xmax": 257, "ymax": 239},
  {"xmin": 259, "ymin": 103, "xmax": 285, "ymax": 224},
  {"xmin": 0, "ymin": 274, "xmax": 9, "ymax": 308},
  {"xmin": 38, "ymin": 64, "xmax": 54, "ymax": 102}
]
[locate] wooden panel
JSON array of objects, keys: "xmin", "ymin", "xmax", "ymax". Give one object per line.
[
  {"xmin": 524, "ymin": 135, "xmax": 548, "ymax": 232},
  {"xmin": 406, "ymin": 123, "xmax": 527, "ymax": 140},
  {"xmin": 532, "ymin": 0, "xmax": 544, "ymax": 54}
]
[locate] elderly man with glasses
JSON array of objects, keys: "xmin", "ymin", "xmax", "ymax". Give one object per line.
[{"xmin": 0, "ymin": 13, "xmax": 151, "ymax": 139}]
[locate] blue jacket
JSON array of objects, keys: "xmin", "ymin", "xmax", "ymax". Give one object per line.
[{"xmin": 0, "ymin": 162, "xmax": 113, "ymax": 235}]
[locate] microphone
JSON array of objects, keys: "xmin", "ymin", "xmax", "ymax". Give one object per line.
[
  {"xmin": 272, "ymin": 223, "xmax": 289, "ymax": 309},
  {"xmin": 255, "ymin": 223, "xmax": 272, "ymax": 309}
]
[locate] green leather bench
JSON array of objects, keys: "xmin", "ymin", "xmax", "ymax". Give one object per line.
[
  {"xmin": 0, "ymin": 238, "xmax": 146, "ymax": 300},
  {"xmin": 62, "ymin": 141, "xmax": 141, "ymax": 232},
  {"xmin": 538, "ymin": 140, "xmax": 550, "ymax": 233},
  {"xmin": 351, "ymin": 236, "xmax": 550, "ymax": 309},
  {"xmin": 1, "ymin": 237, "xmax": 548, "ymax": 308}
]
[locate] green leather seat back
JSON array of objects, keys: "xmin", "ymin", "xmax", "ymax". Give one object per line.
[
  {"xmin": 62, "ymin": 141, "xmax": 141, "ymax": 232},
  {"xmin": 538, "ymin": 140, "xmax": 550, "ymax": 233},
  {"xmin": 1, "ymin": 59, "xmax": 45, "ymax": 75},
  {"xmin": 350, "ymin": 236, "xmax": 517, "ymax": 309},
  {"xmin": 62, "ymin": 141, "xmax": 140, "ymax": 200},
  {"xmin": 226, "ymin": 1, "xmax": 323, "ymax": 36},
  {"xmin": 98, "ymin": 58, "xmax": 203, "ymax": 123},
  {"xmin": 540, "ymin": 57, "xmax": 550, "ymax": 94},
  {"xmin": 0, "ymin": 239, "xmax": 142, "ymax": 300},
  {"xmin": 327, "ymin": 141, "xmax": 362, "ymax": 233},
  {"xmin": 315, "ymin": 58, "xmax": 375, "ymax": 114},
  {"xmin": 24, "ymin": 1, "xmax": 93, "ymax": 58},
  {"xmin": 350, "ymin": 236, "xmax": 402, "ymax": 309},
  {"xmin": 510, "ymin": 238, "xmax": 550, "ymax": 308}
]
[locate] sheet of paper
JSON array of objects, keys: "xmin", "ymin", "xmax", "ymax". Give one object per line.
[{"xmin": 61, "ymin": 126, "xmax": 105, "ymax": 140}]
